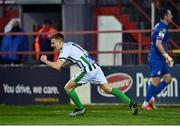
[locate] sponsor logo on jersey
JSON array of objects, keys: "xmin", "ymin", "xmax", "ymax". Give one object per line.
[
  {"xmin": 158, "ymin": 32, "xmax": 165, "ymax": 39},
  {"xmin": 97, "ymin": 73, "xmax": 133, "ymax": 97},
  {"xmin": 158, "ymin": 29, "xmax": 166, "ymax": 40}
]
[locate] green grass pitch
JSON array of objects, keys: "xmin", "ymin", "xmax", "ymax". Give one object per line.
[{"xmin": 0, "ymin": 104, "xmax": 180, "ymax": 125}]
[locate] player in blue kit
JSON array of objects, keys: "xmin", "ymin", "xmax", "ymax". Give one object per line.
[{"xmin": 142, "ymin": 8, "xmax": 174, "ymax": 110}]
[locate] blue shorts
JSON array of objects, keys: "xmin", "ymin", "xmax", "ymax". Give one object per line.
[{"xmin": 148, "ymin": 58, "xmax": 170, "ymax": 77}]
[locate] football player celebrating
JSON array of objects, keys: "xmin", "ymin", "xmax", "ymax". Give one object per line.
[
  {"xmin": 40, "ymin": 32, "xmax": 138, "ymax": 116},
  {"xmin": 142, "ymin": 8, "xmax": 174, "ymax": 110}
]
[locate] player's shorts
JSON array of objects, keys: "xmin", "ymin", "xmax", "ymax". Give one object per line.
[
  {"xmin": 71, "ymin": 66, "xmax": 108, "ymax": 85},
  {"xmin": 148, "ymin": 58, "xmax": 170, "ymax": 77}
]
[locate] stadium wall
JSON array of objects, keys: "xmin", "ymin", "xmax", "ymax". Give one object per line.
[
  {"xmin": 0, "ymin": 65, "xmax": 179, "ymax": 105},
  {"xmin": 62, "ymin": 1, "xmax": 92, "ymax": 49}
]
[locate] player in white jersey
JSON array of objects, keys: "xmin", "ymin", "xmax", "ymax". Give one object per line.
[{"xmin": 40, "ymin": 33, "xmax": 138, "ymax": 117}]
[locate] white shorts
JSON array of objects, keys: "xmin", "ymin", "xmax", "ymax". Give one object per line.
[{"xmin": 71, "ymin": 66, "xmax": 108, "ymax": 85}]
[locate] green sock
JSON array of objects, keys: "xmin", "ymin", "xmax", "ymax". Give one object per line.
[
  {"xmin": 111, "ymin": 88, "xmax": 131, "ymax": 105},
  {"xmin": 67, "ymin": 90, "xmax": 84, "ymax": 109}
]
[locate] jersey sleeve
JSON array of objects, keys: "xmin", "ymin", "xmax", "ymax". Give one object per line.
[
  {"xmin": 156, "ymin": 28, "xmax": 166, "ymax": 41},
  {"xmin": 58, "ymin": 46, "xmax": 70, "ymax": 61}
]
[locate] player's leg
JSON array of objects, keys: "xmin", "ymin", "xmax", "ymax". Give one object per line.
[
  {"xmin": 64, "ymin": 80, "xmax": 84, "ymax": 110},
  {"xmin": 100, "ymin": 83, "xmax": 131, "ymax": 104},
  {"xmin": 149, "ymin": 61, "xmax": 172, "ymax": 109},
  {"xmin": 142, "ymin": 77, "xmax": 160, "ymax": 110},
  {"xmin": 149, "ymin": 74, "xmax": 171, "ymax": 108},
  {"xmin": 100, "ymin": 83, "xmax": 138, "ymax": 115},
  {"xmin": 142, "ymin": 58, "xmax": 162, "ymax": 110},
  {"xmin": 91, "ymin": 67, "xmax": 138, "ymax": 115},
  {"xmin": 92, "ymin": 67, "xmax": 132, "ymax": 105},
  {"xmin": 152, "ymin": 61, "xmax": 172, "ymax": 97},
  {"xmin": 64, "ymin": 71, "xmax": 87, "ymax": 116}
]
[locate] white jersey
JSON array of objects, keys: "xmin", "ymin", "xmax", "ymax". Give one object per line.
[{"xmin": 58, "ymin": 42, "xmax": 99, "ymax": 72}]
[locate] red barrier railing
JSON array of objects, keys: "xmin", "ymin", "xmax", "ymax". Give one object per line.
[
  {"xmin": 0, "ymin": 29, "xmax": 180, "ymax": 65},
  {"xmin": 1, "ymin": 29, "xmax": 180, "ymax": 35}
]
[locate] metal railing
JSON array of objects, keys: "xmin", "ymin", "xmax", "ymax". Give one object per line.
[{"xmin": 0, "ymin": 29, "xmax": 180, "ymax": 65}]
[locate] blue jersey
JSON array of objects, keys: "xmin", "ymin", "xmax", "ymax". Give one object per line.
[
  {"xmin": 149, "ymin": 21, "xmax": 169, "ymax": 60},
  {"xmin": 148, "ymin": 21, "xmax": 170, "ymax": 77}
]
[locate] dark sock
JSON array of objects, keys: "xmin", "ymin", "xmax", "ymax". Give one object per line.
[
  {"xmin": 145, "ymin": 83, "xmax": 157, "ymax": 102},
  {"xmin": 153, "ymin": 80, "xmax": 168, "ymax": 97}
]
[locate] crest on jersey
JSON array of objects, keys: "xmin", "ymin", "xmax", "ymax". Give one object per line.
[{"xmin": 157, "ymin": 70, "xmax": 161, "ymax": 75}]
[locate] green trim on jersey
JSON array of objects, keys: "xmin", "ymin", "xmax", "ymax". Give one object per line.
[
  {"xmin": 59, "ymin": 43, "xmax": 96, "ymax": 72},
  {"xmin": 68, "ymin": 56, "xmax": 87, "ymax": 72},
  {"xmin": 73, "ymin": 71, "xmax": 86, "ymax": 83},
  {"xmin": 80, "ymin": 56, "xmax": 92, "ymax": 71}
]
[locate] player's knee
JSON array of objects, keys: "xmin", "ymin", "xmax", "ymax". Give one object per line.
[
  {"xmin": 64, "ymin": 85, "xmax": 69, "ymax": 92},
  {"xmin": 103, "ymin": 88, "xmax": 111, "ymax": 94},
  {"xmin": 64, "ymin": 81, "xmax": 77, "ymax": 92},
  {"xmin": 64, "ymin": 84, "xmax": 72, "ymax": 92},
  {"xmin": 100, "ymin": 84, "xmax": 112, "ymax": 94},
  {"xmin": 163, "ymin": 74, "xmax": 172, "ymax": 84},
  {"xmin": 164, "ymin": 77, "xmax": 172, "ymax": 84},
  {"xmin": 151, "ymin": 77, "xmax": 161, "ymax": 86}
]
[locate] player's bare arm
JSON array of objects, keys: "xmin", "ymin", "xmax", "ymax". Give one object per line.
[
  {"xmin": 40, "ymin": 55, "xmax": 65, "ymax": 70},
  {"xmin": 156, "ymin": 40, "xmax": 174, "ymax": 67},
  {"xmin": 156, "ymin": 39, "xmax": 166, "ymax": 55},
  {"xmin": 61, "ymin": 60, "xmax": 75, "ymax": 70}
]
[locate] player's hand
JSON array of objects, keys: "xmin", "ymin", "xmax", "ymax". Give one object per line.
[
  {"xmin": 163, "ymin": 53, "xmax": 174, "ymax": 67},
  {"xmin": 40, "ymin": 55, "xmax": 48, "ymax": 63}
]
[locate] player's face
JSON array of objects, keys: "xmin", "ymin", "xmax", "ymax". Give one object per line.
[
  {"xmin": 51, "ymin": 38, "xmax": 63, "ymax": 49},
  {"xmin": 165, "ymin": 10, "xmax": 173, "ymax": 23}
]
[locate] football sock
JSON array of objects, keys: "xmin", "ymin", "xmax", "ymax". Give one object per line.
[
  {"xmin": 150, "ymin": 96, "xmax": 155, "ymax": 101},
  {"xmin": 145, "ymin": 83, "xmax": 157, "ymax": 102},
  {"xmin": 67, "ymin": 90, "xmax": 84, "ymax": 109},
  {"xmin": 111, "ymin": 88, "xmax": 131, "ymax": 105},
  {"xmin": 143, "ymin": 101, "xmax": 149, "ymax": 106},
  {"xmin": 153, "ymin": 80, "xmax": 168, "ymax": 97}
]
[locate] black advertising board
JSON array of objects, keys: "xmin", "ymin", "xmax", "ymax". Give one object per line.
[
  {"xmin": 0, "ymin": 65, "xmax": 70, "ymax": 105},
  {"xmin": 91, "ymin": 65, "xmax": 180, "ymax": 104}
]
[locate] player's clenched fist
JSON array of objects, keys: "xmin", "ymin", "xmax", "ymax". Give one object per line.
[
  {"xmin": 163, "ymin": 53, "xmax": 174, "ymax": 67},
  {"xmin": 40, "ymin": 55, "xmax": 47, "ymax": 63}
]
